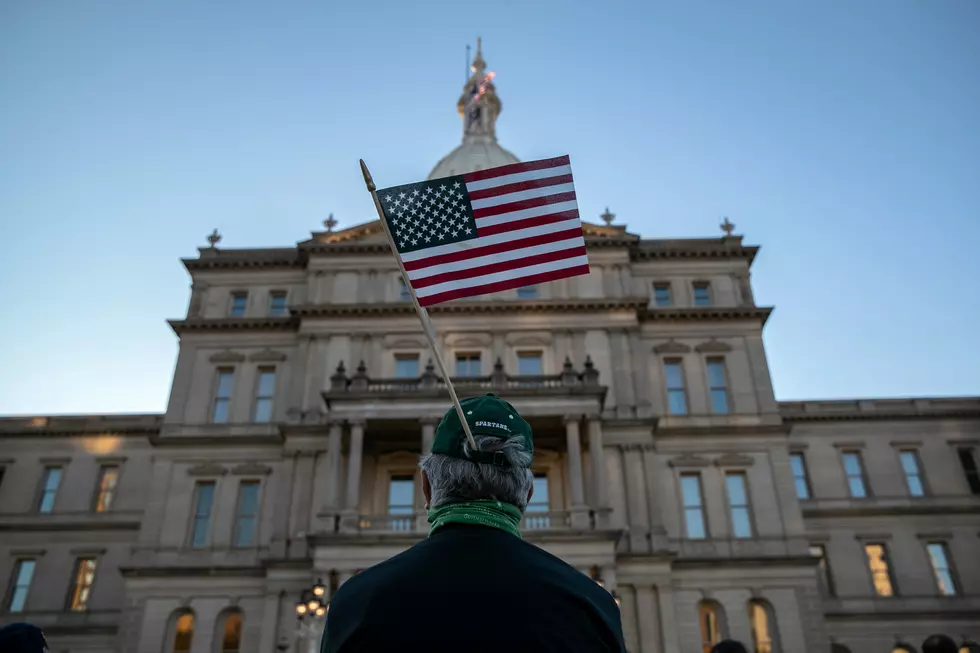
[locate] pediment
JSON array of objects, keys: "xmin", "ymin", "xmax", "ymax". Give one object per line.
[
  {"xmin": 668, "ymin": 453, "xmax": 711, "ymax": 468},
  {"xmin": 695, "ymin": 339, "xmax": 732, "ymax": 353},
  {"xmin": 231, "ymin": 461, "xmax": 273, "ymax": 476},
  {"xmin": 312, "ymin": 221, "xmax": 386, "ymax": 244},
  {"xmin": 209, "ymin": 350, "xmax": 246, "ymax": 363},
  {"xmin": 714, "ymin": 453, "xmax": 755, "ymax": 467},
  {"xmin": 653, "ymin": 339, "xmax": 691, "ymax": 354},
  {"xmin": 581, "ymin": 221, "xmax": 638, "ymax": 240},
  {"xmin": 249, "ymin": 348, "xmax": 287, "ymax": 362},
  {"xmin": 187, "ymin": 461, "xmax": 227, "ymax": 476}
]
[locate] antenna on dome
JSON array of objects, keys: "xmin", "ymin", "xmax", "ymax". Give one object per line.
[{"xmin": 465, "ymin": 44, "xmax": 471, "ymax": 82}]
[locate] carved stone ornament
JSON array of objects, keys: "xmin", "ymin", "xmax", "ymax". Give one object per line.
[
  {"xmin": 249, "ymin": 348, "xmax": 287, "ymax": 362},
  {"xmin": 668, "ymin": 453, "xmax": 711, "ymax": 468},
  {"xmin": 187, "ymin": 461, "xmax": 228, "ymax": 476},
  {"xmin": 714, "ymin": 453, "xmax": 755, "ymax": 467},
  {"xmin": 231, "ymin": 462, "xmax": 273, "ymax": 476},
  {"xmin": 653, "ymin": 339, "xmax": 691, "ymax": 354},
  {"xmin": 209, "ymin": 350, "xmax": 246, "ymax": 363},
  {"xmin": 695, "ymin": 339, "xmax": 732, "ymax": 353}
]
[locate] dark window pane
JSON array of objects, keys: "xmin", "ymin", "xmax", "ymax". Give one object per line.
[{"xmin": 957, "ymin": 448, "xmax": 980, "ymax": 494}]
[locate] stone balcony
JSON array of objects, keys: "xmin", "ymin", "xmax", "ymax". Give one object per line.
[{"xmin": 342, "ymin": 510, "xmax": 579, "ymax": 536}]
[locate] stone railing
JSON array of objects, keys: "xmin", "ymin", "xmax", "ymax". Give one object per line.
[
  {"xmin": 521, "ymin": 511, "xmax": 571, "ymax": 531},
  {"xmin": 357, "ymin": 513, "xmax": 417, "ymax": 533},
  {"xmin": 346, "ymin": 510, "xmax": 575, "ymax": 535},
  {"xmin": 327, "ymin": 356, "xmax": 601, "ymax": 395}
]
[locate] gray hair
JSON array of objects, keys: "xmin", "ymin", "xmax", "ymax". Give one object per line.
[{"xmin": 419, "ymin": 433, "xmax": 533, "ymax": 511}]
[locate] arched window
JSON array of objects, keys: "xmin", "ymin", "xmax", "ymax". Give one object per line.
[
  {"xmin": 216, "ymin": 610, "xmax": 243, "ymax": 653},
  {"xmin": 748, "ymin": 600, "xmax": 780, "ymax": 653},
  {"xmin": 170, "ymin": 611, "xmax": 194, "ymax": 653},
  {"xmin": 698, "ymin": 600, "xmax": 726, "ymax": 653}
]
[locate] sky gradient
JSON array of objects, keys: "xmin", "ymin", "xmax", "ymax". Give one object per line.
[{"xmin": 1, "ymin": 0, "xmax": 978, "ymax": 415}]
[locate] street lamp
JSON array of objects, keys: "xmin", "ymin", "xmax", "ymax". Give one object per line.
[{"xmin": 293, "ymin": 579, "xmax": 329, "ymax": 651}]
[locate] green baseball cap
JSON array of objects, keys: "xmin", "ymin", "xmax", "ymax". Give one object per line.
[{"xmin": 432, "ymin": 394, "xmax": 533, "ymax": 467}]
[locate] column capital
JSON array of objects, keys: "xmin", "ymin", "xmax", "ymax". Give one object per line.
[
  {"xmin": 563, "ymin": 414, "xmax": 583, "ymax": 426},
  {"xmin": 584, "ymin": 412, "xmax": 602, "ymax": 422},
  {"xmin": 347, "ymin": 418, "xmax": 366, "ymax": 429}
]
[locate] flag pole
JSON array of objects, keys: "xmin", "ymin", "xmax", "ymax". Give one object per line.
[{"xmin": 359, "ymin": 159, "xmax": 478, "ymax": 452}]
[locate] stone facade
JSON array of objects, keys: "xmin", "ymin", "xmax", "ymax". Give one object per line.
[{"xmin": 1, "ymin": 222, "xmax": 978, "ymax": 653}]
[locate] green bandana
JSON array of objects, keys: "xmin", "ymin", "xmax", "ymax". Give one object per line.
[{"xmin": 427, "ymin": 499, "xmax": 523, "ymax": 539}]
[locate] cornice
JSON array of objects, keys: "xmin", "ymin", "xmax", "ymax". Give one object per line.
[
  {"xmin": 631, "ymin": 237, "xmax": 759, "ymax": 265},
  {"xmin": 780, "ymin": 398, "xmax": 980, "ymax": 423},
  {"xmin": 0, "ymin": 414, "xmax": 162, "ymax": 437},
  {"xmin": 640, "ymin": 306, "xmax": 773, "ymax": 325},
  {"xmin": 168, "ymin": 316, "xmax": 298, "ymax": 335},
  {"xmin": 293, "ymin": 298, "xmax": 648, "ymax": 317},
  {"xmin": 183, "ymin": 248, "xmax": 305, "ymax": 271}
]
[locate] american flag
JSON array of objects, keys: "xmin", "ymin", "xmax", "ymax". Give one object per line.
[{"xmin": 376, "ymin": 155, "xmax": 589, "ymax": 306}]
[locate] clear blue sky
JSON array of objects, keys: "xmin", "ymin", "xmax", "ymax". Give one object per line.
[{"xmin": 1, "ymin": 0, "xmax": 977, "ymax": 415}]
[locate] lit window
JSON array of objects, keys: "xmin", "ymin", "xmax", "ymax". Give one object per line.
[
  {"xmin": 698, "ymin": 601, "xmax": 723, "ymax": 653},
  {"xmin": 693, "ymin": 282, "xmax": 711, "ymax": 306},
  {"xmin": 809, "ymin": 544, "xmax": 835, "ymax": 596},
  {"xmin": 681, "ymin": 474, "xmax": 706, "ymax": 539},
  {"xmin": 172, "ymin": 612, "xmax": 194, "ymax": 653},
  {"xmin": 220, "ymin": 612, "xmax": 242, "ymax": 653},
  {"xmin": 212, "ymin": 369, "xmax": 235, "ymax": 424},
  {"xmin": 706, "ymin": 358, "xmax": 729, "ymax": 414},
  {"xmin": 749, "ymin": 600, "xmax": 777, "ymax": 653},
  {"xmin": 790, "ymin": 453, "xmax": 811, "ymax": 500},
  {"xmin": 189, "ymin": 482, "xmax": 215, "ymax": 548},
  {"xmin": 387, "ymin": 476, "xmax": 414, "ymax": 516},
  {"xmin": 517, "ymin": 352, "xmax": 543, "ymax": 376},
  {"xmin": 653, "ymin": 283, "xmax": 672, "ymax": 307},
  {"xmin": 252, "ymin": 368, "xmax": 276, "ymax": 423},
  {"xmin": 229, "ymin": 292, "xmax": 248, "ymax": 317},
  {"xmin": 233, "ymin": 482, "xmax": 260, "ymax": 547},
  {"xmin": 395, "ymin": 355, "xmax": 419, "ymax": 378},
  {"xmin": 864, "ymin": 543, "xmax": 896, "ymax": 596},
  {"xmin": 957, "ymin": 448, "xmax": 980, "ymax": 495},
  {"xmin": 6, "ymin": 559, "xmax": 36, "ymax": 612},
  {"xmin": 926, "ymin": 542, "xmax": 957, "ymax": 596},
  {"xmin": 517, "ymin": 285, "xmax": 538, "ymax": 299},
  {"xmin": 68, "ymin": 558, "xmax": 98, "ymax": 611},
  {"xmin": 455, "ymin": 353, "xmax": 481, "ymax": 377},
  {"xmin": 725, "ymin": 473, "xmax": 752, "ymax": 538},
  {"xmin": 664, "ymin": 359, "xmax": 688, "ymax": 415},
  {"xmin": 268, "ymin": 291, "xmax": 287, "ymax": 316},
  {"xmin": 93, "ymin": 465, "xmax": 119, "ymax": 512},
  {"xmin": 899, "ymin": 451, "xmax": 925, "ymax": 497},
  {"xmin": 37, "ymin": 466, "xmax": 63, "ymax": 513},
  {"xmin": 842, "ymin": 452, "xmax": 868, "ymax": 498}
]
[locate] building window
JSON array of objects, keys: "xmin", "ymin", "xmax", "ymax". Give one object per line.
[
  {"xmin": 233, "ymin": 481, "xmax": 260, "ymax": 547},
  {"xmin": 517, "ymin": 285, "xmax": 538, "ymax": 299},
  {"xmin": 693, "ymin": 282, "xmax": 712, "ymax": 306},
  {"xmin": 664, "ymin": 359, "xmax": 688, "ymax": 415},
  {"xmin": 387, "ymin": 475, "xmax": 415, "ymax": 532},
  {"xmin": 229, "ymin": 292, "xmax": 248, "ymax": 317},
  {"xmin": 681, "ymin": 474, "xmax": 707, "ymax": 539},
  {"xmin": 67, "ymin": 557, "xmax": 98, "ymax": 611},
  {"xmin": 899, "ymin": 450, "xmax": 926, "ymax": 497},
  {"xmin": 809, "ymin": 544, "xmax": 835, "ymax": 596},
  {"xmin": 957, "ymin": 448, "xmax": 980, "ymax": 495},
  {"xmin": 398, "ymin": 278, "xmax": 411, "ymax": 301},
  {"xmin": 37, "ymin": 466, "xmax": 63, "ymax": 513},
  {"xmin": 706, "ymin": 358, "xmax": 730, "ymax": 414},
  {"xmin": 524, "ymin": 473, "xmax": 551, "ymax": 529},
  {"xmin": 842, "ymin": 451, "xmax": 868, "ymax": 498},
  {"xmin": 864, "ymin": 543, "xmax": 896, "ymax": 597},
  {"xmin": 653, "ymin": 282, "xmax": 673, "ymax": 307},
  {"xmin": 6, "ymin": 559, "xmax": 36, "ymax": 612},
  {"xmin": 455, "ymin": 353, "xmax": 481, "ymax": 377},
  {"xmin": 725, "ymin": 472, "xmax": 753, "ymax": 538},
  {"xmin": 926, "ymin": 542, "xmax": 957, "ymax": 596},
  {"xmin": 395, "ymin": 354, "xmax": 420, "ymax": 378},
  {"xmin": 698, "ymin": 601, "xmax": 724, "ymax": 653},
  {"xmin": 749, "ymin": 600, "xmax": 778, "ymax": 653},
  {"xmin": 172, "ymin": 611, "xmax": 194, "ymax": 653},
  {"xmin": 211, "ymin": 368, "xmax": 235, "ymax": 424},
  {"xmin": 219, "ymin": 612, "xmax": 243, "ymax": 653},
  {"xmin": 189, "ymin": 482, "xmax": 216, "ymax": 548},
  {"xmin": 252, "ymin": 367, "xmax": 276, "ymax": 423},
  {"xmin": 93, "ymin": 465, "xmax": 119, "ymax": 512},
  {"xmin": 517, "ymin": 351, "xmax": 543, "ymax": 376},
  {"xmin": 268, "ymin": 291, "xmax": 287, "ymax": 316},
  {"xmin": 790, "ymin": 453, "xmax": 811, "ymax": 500}
]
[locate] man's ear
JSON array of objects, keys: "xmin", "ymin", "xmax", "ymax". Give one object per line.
[{"xmin": 421, "ymin": 470, "xmax": 432, "ymax": 507}]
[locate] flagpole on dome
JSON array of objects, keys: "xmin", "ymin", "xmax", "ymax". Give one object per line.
[{"xmin": 358, "ymin": 159, "xmax": 478, "ymax": 452}]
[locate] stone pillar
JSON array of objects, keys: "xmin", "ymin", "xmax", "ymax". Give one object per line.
[
  {"xmin": 564, "ymin": 416, "xmax": 590, "ymax": 529},
  {"xmin": 339, "ymin": 421, "xmax": 365, "ymax": 533},
  {"xmin": 257, "ymin": 590, "xmax": 283, "ymax": 653},
  {"xmin": 288, "ymin": 334, "xmax": 313, "ymax": 416},
  {"xmin": 421, "ymin": 419, "xmax": 436, "ymax": 454},
  {"xmin": 587, "ymin": 416, "xmax": 609, "ymax": 527},
  {"xmin": 322, "ymin": 421, "xmax": 344, "ymax": 520},
  {"xmin": 600, "ymin": 564, "xmax": 617, "ymax": 592},
  {"xmin": 623, "ymin": 444, "xmax": 651, "ymax": 553},
  {"xmin": 635, "ymin": 585, "xmax": 663, "ymax": 653},
  {"xmin": 656, "ymin": 583, "xmax": 680, "ymax": 653}
]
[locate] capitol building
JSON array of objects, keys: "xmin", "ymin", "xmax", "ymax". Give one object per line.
[{"xmin": 1, "ymin": 42, "xmax": 978, "ymax": 653}]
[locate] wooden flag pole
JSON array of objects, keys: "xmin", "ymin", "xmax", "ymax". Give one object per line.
[{"xmin": 359, "ymin": 159, "xmax": 478, "ymax": 452}]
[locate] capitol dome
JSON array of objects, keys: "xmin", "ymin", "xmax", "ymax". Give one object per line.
[{"xmin": 428, "ymin": 39, "xmax": 519, "ymax": 180}]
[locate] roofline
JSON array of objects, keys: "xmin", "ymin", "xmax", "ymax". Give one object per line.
[{"xmin": 779, "ymin": 396, "xmax": 980, "ymax": 422}]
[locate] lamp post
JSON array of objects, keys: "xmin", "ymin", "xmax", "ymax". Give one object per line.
[{"xmin": 289, "ymin": 578, "xmax": 328, "ymax": 653}]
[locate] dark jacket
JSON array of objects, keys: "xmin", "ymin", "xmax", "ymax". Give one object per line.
[{"xmin": 322, "ymin": 523, "xmax": 625, "ymax": 652}]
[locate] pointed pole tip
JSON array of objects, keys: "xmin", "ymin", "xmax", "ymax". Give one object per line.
[{"xmin": 359, "ymin": 159, "xmax": 376, "ymax": 192}]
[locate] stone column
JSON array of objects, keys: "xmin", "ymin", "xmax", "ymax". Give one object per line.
[
  {"xmin": 600, "ymin": 564, "xmax": 617, "ymax": 592},
  {"xmin": 564, "ymin": 416, "xmax": 590, "ymax": 529},
  {"xmin": 587, "ymin": 416, "xmax": 609, "ymax": 527},
  {"xmin": 339, "ymin": 420, "xmax": 365, "ymax": 533},
  {"xmin": 623, "ymin": 444, "xmax": 651, "ymax": 553},
  {"xmin": 322, "ymin": 421, "xmax": 344, "ymax": 522},
  {"xmin": 421, "ymin": 419, "xmax": 437, "ymax": 454},
  {"xmin": 635, "ymin": 585, "xmax": 663, "ymax": 653},
  {"xmin": 655, "ymin": 583, "xmax": 680, "ymax": 653}
]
